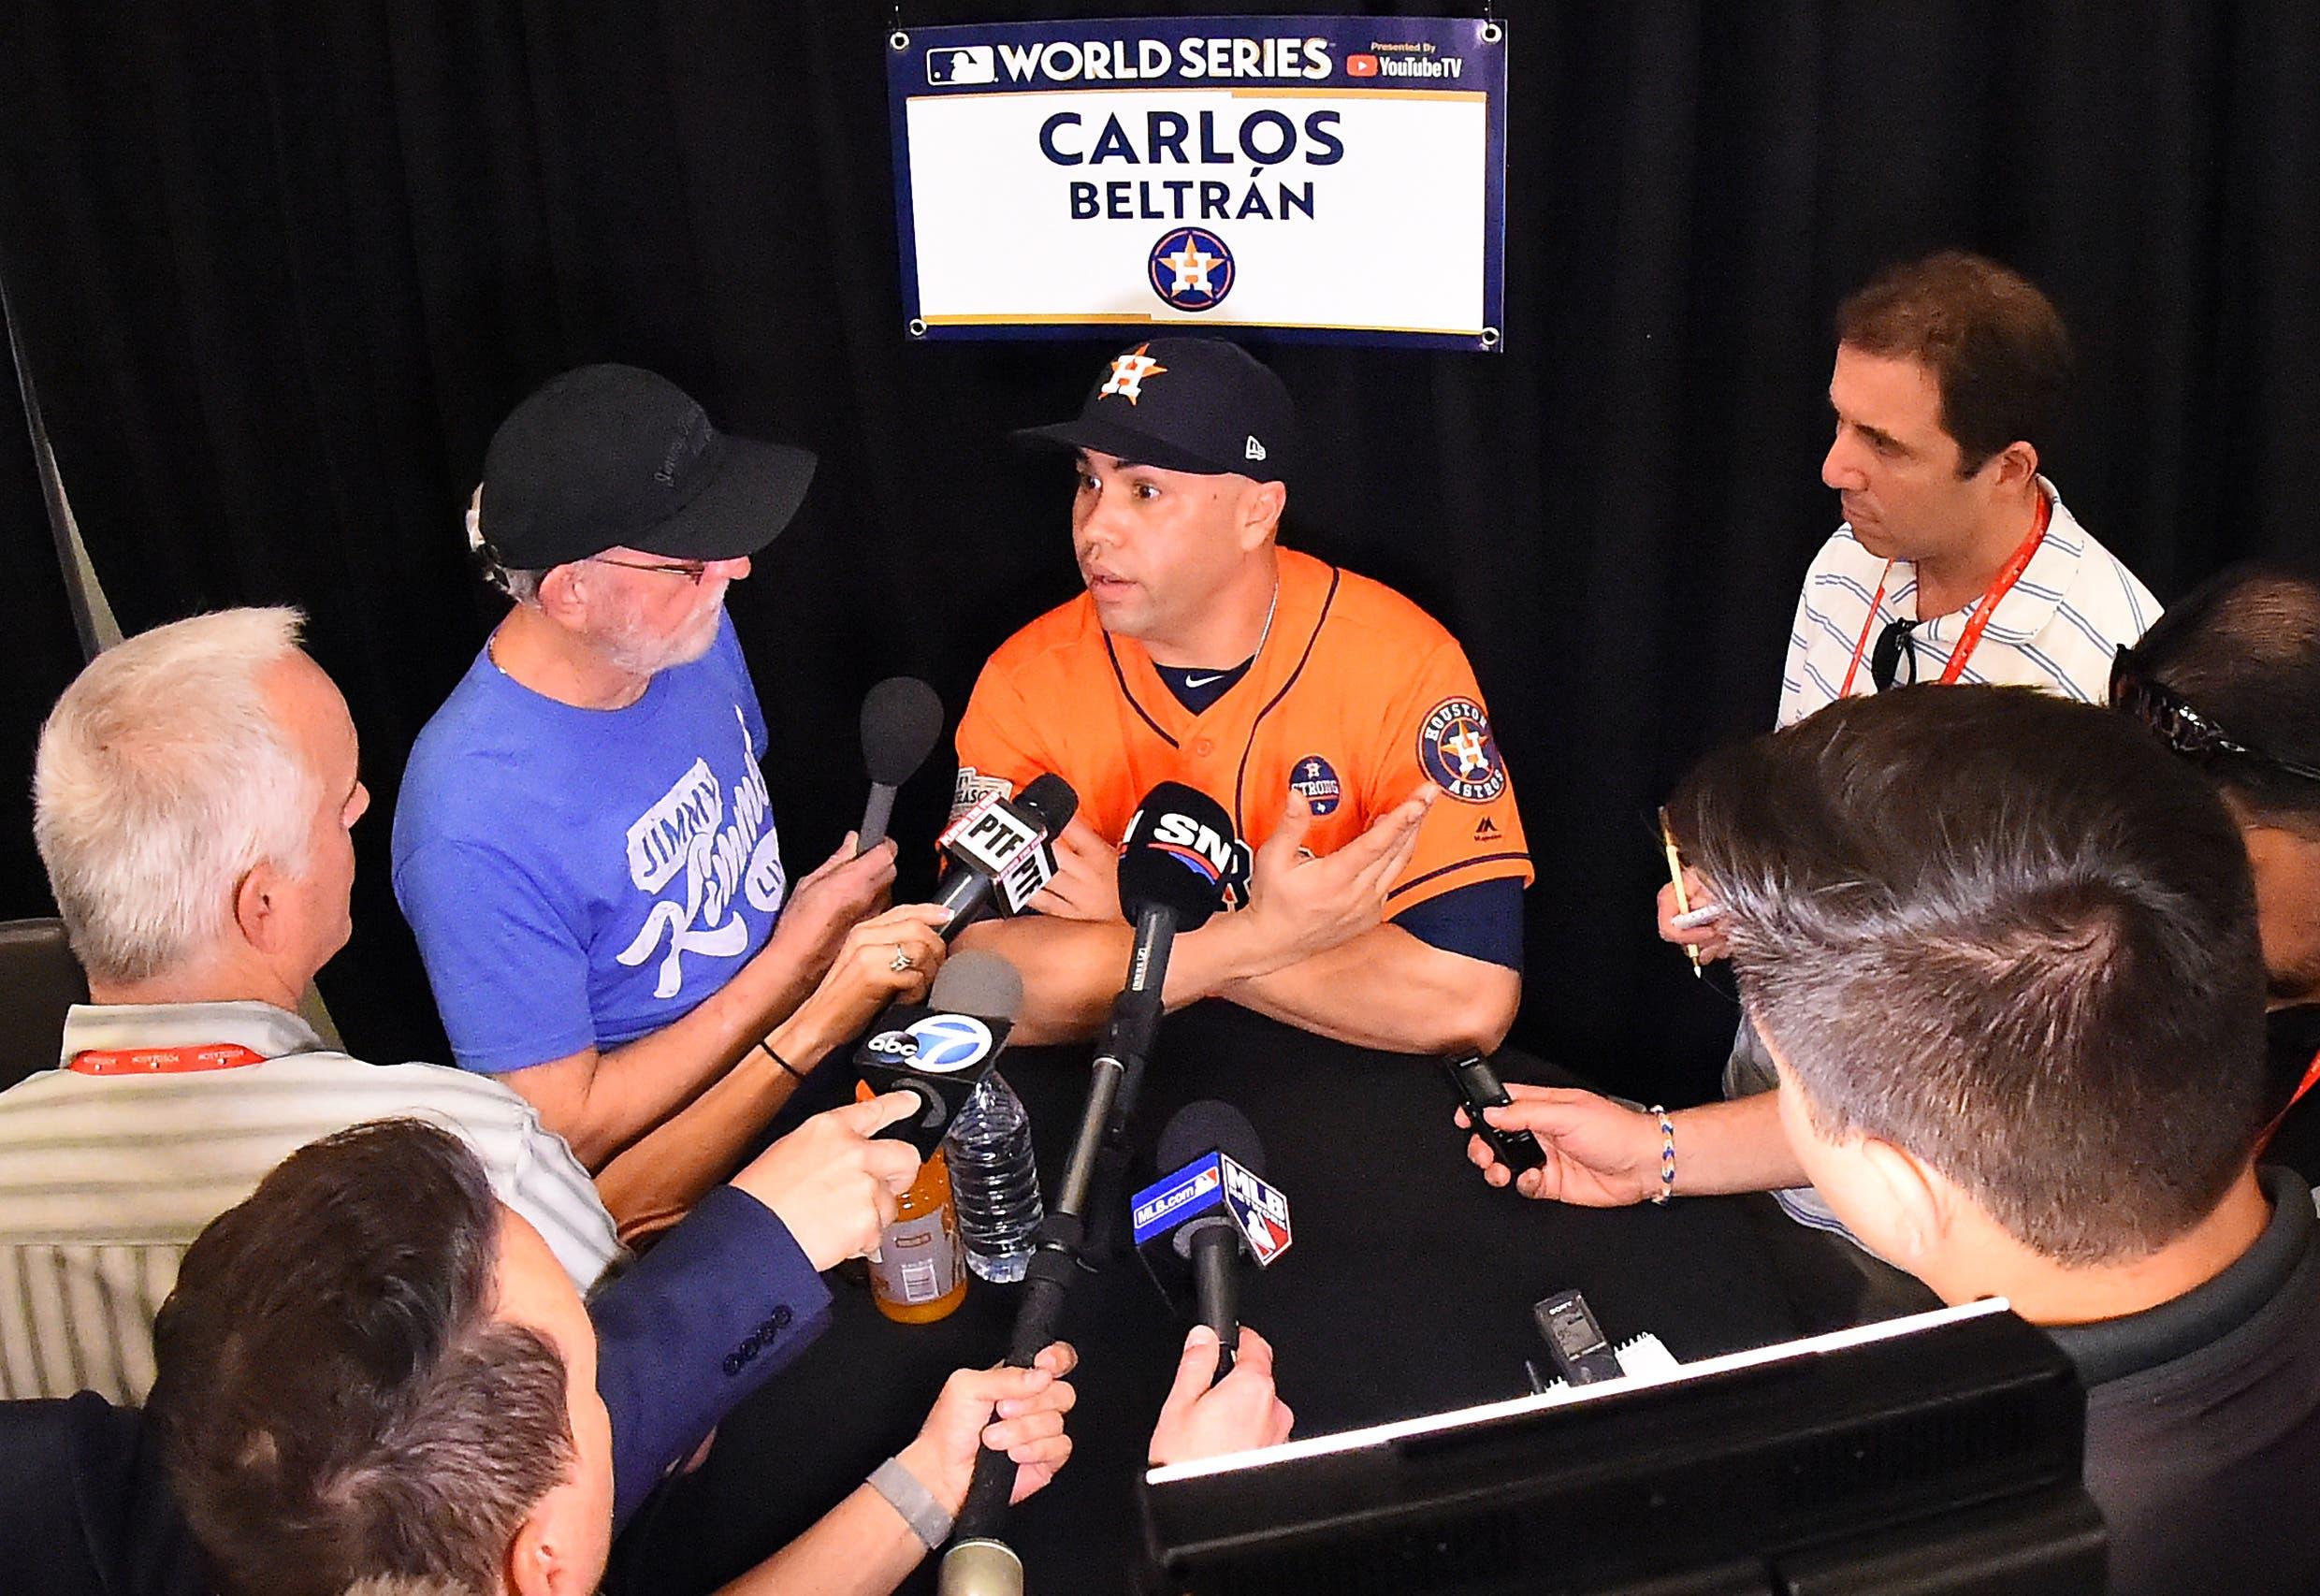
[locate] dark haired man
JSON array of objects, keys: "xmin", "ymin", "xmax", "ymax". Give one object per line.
[
  {"xmin": 1522, "ymin": 255, "xmax": 2158, "ymax": 1248},
  {"xmin": 952, "ymin": 337, "xmax": 1530, "ymax": 1052},
  {"xmin": 4, "ymin": 1118, "xmax": 1080, "ymax": 1596},
  {"xmin": 1636, "ymin": 687, "xmax": 2315, "ymax": 1594},
  {"xmin": 2111, "ymin": 560, "xmax": 2320, "ymax": 1181}
]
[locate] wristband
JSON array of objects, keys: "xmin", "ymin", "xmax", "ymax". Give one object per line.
[
  {"xmin": 1649, "ymin": 1106, "xmax": 1675, "ymax": 1205},
  {"xmin": 756, "ymin": 1039, "xmax": 806, "ymax": 1081},
  {"xmin": 868, "ymin": 1455, "xmax": 953, "ymax": 1550}
]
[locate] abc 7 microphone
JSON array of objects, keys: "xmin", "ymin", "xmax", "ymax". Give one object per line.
[
  {"xmin": 1131, "ymin": 1101, "xmax": 1292, "ymax": 1380},
  {"xmin": 854, "ymin": 950, "xmax": 1026, "ymax": 1156},
  {"xmin": 932, "ymin": 775, "xmax": 1079, "ymax": 937}
]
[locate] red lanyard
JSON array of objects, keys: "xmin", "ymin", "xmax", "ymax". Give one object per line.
[
  {"xmin": 68, "ymin": 1042, "xmax": 268, "ymax": 1076},
  {"xmin": 1837, "ymin": 492, "xmax": 2053, "ymax": 699},
  {"xmin": 2258, "ymin": 1047, "xmax": 2320, "ymax": 1155}
]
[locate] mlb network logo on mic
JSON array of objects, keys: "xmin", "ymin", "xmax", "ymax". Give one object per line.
[{"xmin": 1131, "ymin": 1150, "xmax": 1292, "ymax": 1265}]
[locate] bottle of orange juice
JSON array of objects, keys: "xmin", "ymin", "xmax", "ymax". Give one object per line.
[{"xmin": 863, "ymin": 1085, "xmax": 968, "ymax": 1323}]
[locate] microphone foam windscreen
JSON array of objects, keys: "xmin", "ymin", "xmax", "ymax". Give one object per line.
[
  {"xmin": 1117, "ymin": 781, "xmax": 1233, "ymax": 931},
  {"xmin": 860, "ymin": 676, "xmax": 946, "ymax": 786},
  {"xmin": 1156, "ymin": 1099, "xmax": 1267, "ymax": 1179},
  {"xmin": 927, "ymin": 948, "xmax": 1025, "ymax": 1023},
  {"xmin": 1015, "ymin": 772, "xmax": 1080, "ymax": 834}
]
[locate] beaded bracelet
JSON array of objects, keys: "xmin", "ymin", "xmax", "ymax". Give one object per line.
[{"xmin": 1648, "ymin": 1106, "xmax": 1675, "ymax": 1204}]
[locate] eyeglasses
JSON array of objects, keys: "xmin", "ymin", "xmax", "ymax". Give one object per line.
[
  {"xmin": 1869, "ymin": 617, "xmax": 1921, "ymax": 691},
  {"xmin": 590, "ymin": 556, "xmax": 711, "ymax": 587},
  {"xmin": 2110, "ymin": 646, "xmax": 2320, "ymax": 784}
]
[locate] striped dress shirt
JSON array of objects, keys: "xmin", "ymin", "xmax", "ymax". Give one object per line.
[{"xmin": 0, "ymin": 1000, "xmax": 625, "ymax": 1402}]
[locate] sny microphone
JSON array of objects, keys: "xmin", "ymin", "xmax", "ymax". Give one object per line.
[
  {"xmin": 855, "ymin": 676, "xmax": 946, "ymax": 853},
  {"xmin": 855, "ymin": 950, "xmax": 1025, "ymax": 1156},
  {"xmin": 1106, "ymin": 782, "xmax": 1236, "ymax": 1069},
  {"xmin": 1133, "ymin": 1100, "xmax": 1292, "ymax": 1379},
  {"xmin": 932, "ymin": 774, "xmax": 1078, "ymax": 936}
]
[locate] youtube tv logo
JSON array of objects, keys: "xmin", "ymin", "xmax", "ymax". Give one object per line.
[{"xmin": 1347, "ymin": 53, "xmax": 1379, "ymax": 77}]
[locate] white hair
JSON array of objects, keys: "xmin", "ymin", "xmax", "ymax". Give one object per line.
[{"xmin": 34, "ymin": 606, "xmax": 315, "ymax": 985}]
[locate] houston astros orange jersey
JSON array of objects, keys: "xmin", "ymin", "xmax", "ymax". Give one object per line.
[{"xmin": 953, "ymin": 546, "xmax": 1531, "ymax": 917}]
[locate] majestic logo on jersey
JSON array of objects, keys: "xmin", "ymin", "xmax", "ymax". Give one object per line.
[
  {"xmin": 1473, "ymin": 815, "xmax": 1502, "ymax": 841},
  {"xmin": 1418, "ymin": 697, "xmax": 1507, "ymax": 804},
  {"xmin": 1289, "ymin": 755, "xmax": 1341, "ymax": 818},
  {"xmin": 1100, "ymin": 344, "xmax": 1167, "ymax": 404},
  {"xmin": 1148, "ymin": 228, "xmax": 1235, "ymax": 312}
]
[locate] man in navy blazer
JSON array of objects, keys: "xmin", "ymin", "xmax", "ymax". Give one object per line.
[{"xmin": 0, "ymin": 1116, "xmax": 1080, "ymax": 1596}]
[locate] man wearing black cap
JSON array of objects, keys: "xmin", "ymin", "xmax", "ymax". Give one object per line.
[
  {"xmin": 393, "ymin": 365, "xmax": 945, "ymax": 1190},
  {"xmin": 950, "ymin": 338, "xmax": 1532, "ymax": 1051}
]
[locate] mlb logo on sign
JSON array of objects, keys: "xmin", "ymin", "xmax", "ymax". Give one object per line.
[
  {"xmin": 1221, "ymin": 1158, "xmax": 1294, "ymax": 1265},
  {"xmin": 1346, "ymin": 53, "xmax": 1381, "ymax": 77},
  {"xmin": 925, "ymin": 45, "xmax": 995, "ymax": 84}
]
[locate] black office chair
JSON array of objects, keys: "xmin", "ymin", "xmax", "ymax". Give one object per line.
[{"xmin": 0, "ymin": 918, "xmax": 87, "ymax": 1092}]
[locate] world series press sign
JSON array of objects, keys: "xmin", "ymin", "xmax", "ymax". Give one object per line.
[{"xmin": 887, "ymin": 15, "xmax": 1508, "ymax": 350}]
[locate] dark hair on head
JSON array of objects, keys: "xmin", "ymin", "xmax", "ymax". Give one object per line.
[
  {"xmin": 2117, "ymin": 559, "xmax": 2320, "ymax": 833},
  {"xmin": 1836, "ymin": 251, "xmax": 2072, "ymax": 474},
  {"xmin": 147, "ymin": 1119, "xmax": 574, "ymax": 1596},
  {"xmin": 1665, "ymin": 686, "xmax": 2266, "ymax": 1265}
]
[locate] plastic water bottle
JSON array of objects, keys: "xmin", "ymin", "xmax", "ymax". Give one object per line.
[{"xmin": 947, "ymin": 1072, "xmax": 1045, "ymax": 1283}]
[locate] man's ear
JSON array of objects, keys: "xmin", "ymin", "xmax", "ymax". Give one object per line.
[
  {"xmin": 1983, "ymin": 439, "xmax": 2040, "ymax": 495},
  {"xmin": 231, "ymin": 863, "xmax": 287, "ymax": 956},
  {"xmin": 505, "ymin": 1510, "xmax": 574, "ymax": 1596},
  {"xmin": 1240, "ymin": 479, "xmax": 1286, "ymax": 550},
  {"xmin": 1853, "ymin": 1136, "xmax": 1951, "ymax": 1266},
  {"xmin": 534, "ymin": 562, "xmax": 587, "ymax": 623}
]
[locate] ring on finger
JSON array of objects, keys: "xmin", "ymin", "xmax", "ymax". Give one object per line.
[{"xmin": 889, "ymin": 945, "xmax": 915, "ymax": 974}]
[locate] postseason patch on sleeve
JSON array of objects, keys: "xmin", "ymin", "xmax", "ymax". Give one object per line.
[{"xmin": 950, "ymin": 764, "xmax": 1013, "ymax": 821}]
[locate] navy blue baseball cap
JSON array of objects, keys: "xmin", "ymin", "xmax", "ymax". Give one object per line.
[
  {"xmin": 1015, "ymin": 338, "xmax": 1296, "ymax": 481},
  {"xmin": 478, "ymin": 364, "xmax": 817, "ymax": 569}
]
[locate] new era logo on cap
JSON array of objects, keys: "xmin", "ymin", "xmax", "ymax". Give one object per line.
[{"xmin": 1245, "ymin": 436, "xmax": 1267, "ymax": 461}]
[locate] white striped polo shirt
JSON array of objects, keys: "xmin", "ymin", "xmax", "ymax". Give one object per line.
[
  {"xmin": 1776, "ymin": 478, "xmax": 2157, "ymax": 730},
  {"xmin": 0, "ymin": 1000, "xmax": 626, "ymax": 1402}
]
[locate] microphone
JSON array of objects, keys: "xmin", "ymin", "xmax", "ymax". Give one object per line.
[
  {"xmin": 1135, "ymin": 1101, "xmax": 1292, "ymax": 1379},
  {"xmin": 1101, "ymin": 783, "xmax": 1235, "ymax": 1086},
  {"xmin": 931, "ymin": 774, "xmax": 1078, "ymax": 936},
  {"xmin": 855, "ymin": 951, "xmax": 1024, "ymax": 1156},
  {"xmin": 939, "ymin": 784, "xmax": 1235, "ymax": 1578},
  {"xmin": 855, "ymin": 677, "xmax": 946, "ymax": 852}
]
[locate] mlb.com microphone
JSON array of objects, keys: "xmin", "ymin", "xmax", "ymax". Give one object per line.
[
  {"xmin": 855, "ymin": 951, "xmax": 1025, "ymax": 1156},
  {"xmin": 940, "ymin": 784, "xmax": 1234, "ymax": 1592},
  {"xmin": 855, "ymin": 676, "xmax": 946, "ymax": 853},
  {"xmin": 932, "ymin": 774, "xmax": 1079, "ymax": 936},
  {"xmin": 1134, "ymin": 1101, "xmax": 1291, "ymax": 1379}
]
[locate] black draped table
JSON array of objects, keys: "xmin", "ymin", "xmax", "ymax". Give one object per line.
[{"xmin": 616, "ymin": 1003, "xmax": 1842, "ymax": 1594}]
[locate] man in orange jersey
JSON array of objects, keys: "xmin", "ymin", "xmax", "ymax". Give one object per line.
[{"xmin": 951, "ymin": 338, "xmax": 1531, "ymax": 1052}]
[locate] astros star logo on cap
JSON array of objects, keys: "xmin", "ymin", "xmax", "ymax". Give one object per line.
[{"xmin": 1099, "ymin": 343, "xmax": 1167, "ymax": 405}]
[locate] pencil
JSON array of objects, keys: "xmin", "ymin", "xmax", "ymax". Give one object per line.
[{"xmin": 1660, "ymin": 807, "xmax": 1702, "ymax": 979}]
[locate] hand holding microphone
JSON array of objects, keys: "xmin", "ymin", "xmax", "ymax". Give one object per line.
[
  {"xmin": 1148, "ymin": 1324, "xmax": 1294, "ymax": 1467},
  {"xmin": 933, "ymin": 774, "xmax": 1080, "ymax": 936}
]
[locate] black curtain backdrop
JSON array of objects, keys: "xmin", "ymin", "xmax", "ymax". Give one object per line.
[{"xmin": 0, "ymin": 2, "xmax": 2314, "ymax": 1103}]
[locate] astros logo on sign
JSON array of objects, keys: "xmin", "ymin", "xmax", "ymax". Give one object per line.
[
  {"xmin": 1148, "ymin": 227, "xmax": 1235, "ymax": 312},
  {"xmin": 1099, "ymin": 343, "xmax": 1168, "ymax": 404},
  {"xmin": 1418, "ymin": 697, "xmax": 1508, "ymax": 804}
]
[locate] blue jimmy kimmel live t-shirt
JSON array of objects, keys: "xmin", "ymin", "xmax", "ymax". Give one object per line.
[{"xmin": 392, "ymin": 614, "xmax": 787, "ymax": 1075}]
